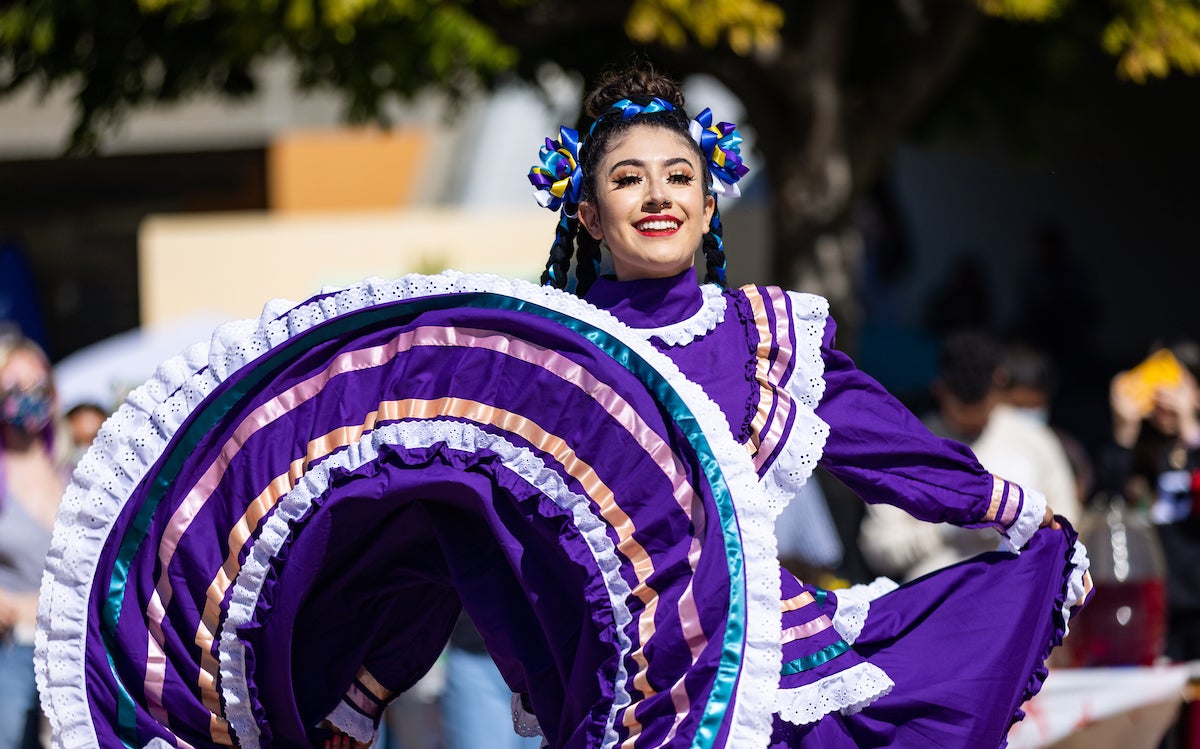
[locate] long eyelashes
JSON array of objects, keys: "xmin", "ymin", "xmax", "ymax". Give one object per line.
[{"xmin": 611, "ymin": 173, "xmax": 696, "ymax": 189}]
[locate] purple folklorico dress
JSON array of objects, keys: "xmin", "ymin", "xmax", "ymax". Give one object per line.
[
  {"xmin": 34, "ymin": 271, "xmax": 1088, "ymax": 749},
  {"xmin": 583, "ymin": 270, "xmax": 1091, "ymax": 747}
]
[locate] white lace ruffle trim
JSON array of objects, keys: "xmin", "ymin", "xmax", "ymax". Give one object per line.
[
  {"xmin": 1062, "ymin": 538, "xmax": 1091, "ymax": 639},
  {"xmin": 322, "ymin": 702, "xmax": 377, "ymax": 745},
  {"xmin": 771, "ymin": 577, "xmax": 899, "ymax": 727},
  {"xmin": 830, "ymin": 577, "xmax": 900, "ymax": 646},
  {"xmin": 758, "ymin": 291, "xmax": 833, "ymax": 516},
  {"xmin": 34, "ymin": 272, "xmax": 782, "ymax": 749},
  {"xmin": 236, "ymin": 420, "xmax": 638, "ymax": 749},
  {"xmin": 1001, "ymin": 486, "xmax": 1048, "ymax": 553},
  {"xmin": 628, "ymin": 283, "xmax": 727, "ymax": 347},
  {"xmin": 775, "ymin": 661, "xmax": 895, "ymax": 726},
  {"xmin": 511, "ymin": 693, "xmax": 544, "ymax": 738}
]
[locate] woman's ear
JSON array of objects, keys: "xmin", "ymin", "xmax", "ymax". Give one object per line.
[
  {"xmin": 702, "ymin": 194, "xmax": 715, "ymax": 234},
  {"xmin": 579, "ymin": 201, "xmax": 604, "ymax": 241}
]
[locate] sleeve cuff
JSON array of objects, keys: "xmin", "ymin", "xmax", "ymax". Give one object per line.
[{"xmin": 999, "ymin": 484, "xmax": 1047, "ymax": 552}]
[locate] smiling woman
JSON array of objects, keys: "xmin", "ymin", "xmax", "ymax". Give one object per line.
[
  {"xmin": 521, "ymin": 61, "xmax": 1092, "ymax": 749},
  {"xmin": 36, "ymin": 63, "xmax": 1089, "ymax": 749}
]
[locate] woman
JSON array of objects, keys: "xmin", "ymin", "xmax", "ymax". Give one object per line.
[
  {"xmin": 529, "ymin": 64, "xmax": 1089, "ymax": 746},
  {"xmin": 34, "ymin": 65, "xmax": 1087, "ymax": 749},
  {"xmin": 0, "ymin": 331, "xmax": 64, "ymax": 749}
]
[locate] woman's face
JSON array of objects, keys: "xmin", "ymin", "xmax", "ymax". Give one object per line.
[
  {"xmin": 0, "ymin": 346, "xmax": 54, "ymax": 436},
  {"xmin": 0, "ymin": 347, "xmax": 50, "ymax": 395},
  {"xmin": 579, "ymin": 125, "xmax": 715, "ymax": 281},
  {"xmin": 1148, "ymin": 369, "xmax": 1200, "ymax": 436}
]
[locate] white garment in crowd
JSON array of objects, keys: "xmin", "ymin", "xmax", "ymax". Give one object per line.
[{"xmin": 859, "ymin": 403, "xmax": 1080, "ymax": 580}]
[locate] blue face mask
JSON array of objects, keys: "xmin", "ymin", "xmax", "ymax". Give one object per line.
[
  {"xmin": 1012, "ymin": 405, "xmax": 1050, "ymax": 426},
  {"xmin": 0, "ymin": 385, "xmax": 53, "ymax": 435}
]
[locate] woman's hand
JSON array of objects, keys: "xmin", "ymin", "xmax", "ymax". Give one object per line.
[
  {"xmin": 318, "ymin": 722, "xmax": 370, "ymax": 749},
  {"xmin": 1155, "ymin": 382, "xmax": 1200, "ymax": 446},
  {"xmin": 1041, "ymin": 505, "xmax": 1061, "ymax": 530},
  {"xmin": 1110, "ymin": 374, "xmax": 1144, "ymax": 448}
]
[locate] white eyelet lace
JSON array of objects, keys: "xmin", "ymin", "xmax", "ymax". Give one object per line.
[{"xmin": 627, "ymin": 284, "xmax": 726, "ymax": 347}]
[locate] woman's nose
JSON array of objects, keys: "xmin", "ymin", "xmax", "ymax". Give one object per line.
[{"xmin": 644, "ymin": 192, "xmax": 672, "ymax": 211}]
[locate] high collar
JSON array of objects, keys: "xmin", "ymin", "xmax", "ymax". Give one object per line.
[{"xmin": 584, "ymin": 269, "xmax": 705, "ymax": 329}]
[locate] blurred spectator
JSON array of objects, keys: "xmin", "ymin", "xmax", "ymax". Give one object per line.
[
  {"xmin": 0, "ymin": 329, "xmax": 66, "ymax": 749},
  {"xmin": 1095, "ymin": 340, "xmax": 1200, "ymax": 662},
  {"xmin": 1004, "ymin": 342, "xmax": 1094, "ymax": 509},
  {"xmin": 775, "ymin": 473, "xmax": 845, "ymax": 589},
  {"xmin": 859, "ymin": 330, "xmax": 1078, "ymax": 580},
  {"xmin": 442, "ymin": 614, "xmax": 542, "ymax": 749},
  {"xmin": 63, "ymin": 402, "xmax": 108, "ymax": 470}
]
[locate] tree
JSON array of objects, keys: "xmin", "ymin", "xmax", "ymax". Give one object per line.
[{"xmin": 3, "ymin": 0, "xmax": 1199, "ymax": 324}]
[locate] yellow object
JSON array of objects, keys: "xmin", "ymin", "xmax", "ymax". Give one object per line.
[{"xmin": 1115, "ymin": 349, "xmax": 1186, "ymax": 415}]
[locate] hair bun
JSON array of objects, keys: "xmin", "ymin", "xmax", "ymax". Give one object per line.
[{"xmin": 584, "ymin": 62, "xmax": 686, "ymax": 118}]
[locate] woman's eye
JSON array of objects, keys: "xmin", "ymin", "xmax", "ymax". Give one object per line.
[
  {"xmin": 668, "ymin": 173, "xmax": 694, "ymax": 185},
  {"xmin": 613, "ymin": 174, "xmax": 641, "ymax": 187}
]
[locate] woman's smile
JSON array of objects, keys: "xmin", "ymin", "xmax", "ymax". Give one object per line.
[{"xmin": 634, "ymin": 215, "xmax": 682, "ymax": 236}]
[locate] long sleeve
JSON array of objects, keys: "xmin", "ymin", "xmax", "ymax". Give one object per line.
[{"xmin": 813, "ymin": 317, "xmax": 1045, "ymax": 547}]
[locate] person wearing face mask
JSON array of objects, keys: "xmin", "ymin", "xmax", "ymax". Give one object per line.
[
  {"xmin": 1004, "ymin": 342, "xmax": 1094, "ymax": 511},
  {"xmin": 858, "ymin": 331, "xmax": 1080, "ymax": 581},
  {"xmin": 0, "ymin": 330, "xmax": 64, "ymax": 749}
]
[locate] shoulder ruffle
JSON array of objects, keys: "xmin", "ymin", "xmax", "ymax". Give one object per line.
[
  {"xmin": 764, "ymin": 291, "xmax": 832, "ymax": 501},
  {"xmin": 739, "ymin": 286, "xmax": 832, "ymax": 514}
]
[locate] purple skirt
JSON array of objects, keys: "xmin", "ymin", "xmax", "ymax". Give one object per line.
[
  {"xmin": 33, "ymin": 274, "xmax": 1087, "ymax": 749},
  {"xmin": 773, "ymin": 521, "xmax": 1086, "ymax": 748},
  {"xmin": 36, "ymin": 276, "xmax": 787, "ymax": 748}
]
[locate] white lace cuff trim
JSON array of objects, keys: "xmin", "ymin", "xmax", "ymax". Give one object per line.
[
  {"xmin": 830, "ymin": 577, "xmax": 899, "ymax": 646},
  {"xmin": 322, "ymin": 703, "xmax": 378, "ymax": 745},
  {"xmin": 628, "ymin": 283, "xmax": 726, "ymax": 347},
  {"xmin": 512, "ymin": 693, "xmax": 544, "ymax": 737},
  {"xmin": 1001, "ymin": 487, "xmax": 1047, "ymax": 553},
  {"xmin": 775, "ymin": 661, "xmax": 895, "ymax": 726}
]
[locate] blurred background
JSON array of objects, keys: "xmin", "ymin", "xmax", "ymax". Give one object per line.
[{"xmin": 3, "ymin": 1, "xmax": 1200, "ymax": 747}]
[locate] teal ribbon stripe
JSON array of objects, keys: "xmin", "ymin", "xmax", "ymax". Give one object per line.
[{"xmin": 100, "ymin": 292, "xmax": 749, "ymax": 748}]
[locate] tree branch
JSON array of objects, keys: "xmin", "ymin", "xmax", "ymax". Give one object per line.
[{"xmin": 847, "ymin": 1, "xmax": 984, "ymax": 186}]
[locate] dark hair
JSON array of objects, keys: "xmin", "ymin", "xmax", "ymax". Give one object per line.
[
  {"xmin": 1160, "ymin": 338, "xmax": 1200, "ymax": 383},
  {"xmin": 938, "ymin": 329, "xmax": 1005, "ymax": 405},
  {"xmin": 540, "ymin": 62, "xmax": 728, "ymax": 294},
  {"xmin": 1004, "ymin": 342, "xmax": 1056, "ymax": 395}
]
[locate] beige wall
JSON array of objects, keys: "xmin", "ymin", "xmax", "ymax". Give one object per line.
[
  {"xmin": 268, "ymin": 127, "xmax": 431, "ymax": 212},
  {"xmin": 138, "ymin": 207, "xmax": 554, "ymax": 326}
]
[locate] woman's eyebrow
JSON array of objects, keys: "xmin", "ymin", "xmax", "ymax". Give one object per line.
[{"xmin": 607, "ymin": 156, "xmax": 696, "ymax": 174}]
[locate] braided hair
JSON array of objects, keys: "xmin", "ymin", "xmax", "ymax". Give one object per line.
[{"xmin": 539, "ymin": 63, "xmax": 725, "ymax": 295}]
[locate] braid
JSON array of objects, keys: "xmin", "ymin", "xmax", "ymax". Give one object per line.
[
  {"xmin": 575, "ymin": 230, "xmax": 602, "ymax": 296},
  {"xmin": 540, "ymin": 213, "xmax": 580, "ymax": 290},
  {"xmin": 702, "ymin": 204, "xmax": 727, "ymax": 286}
]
